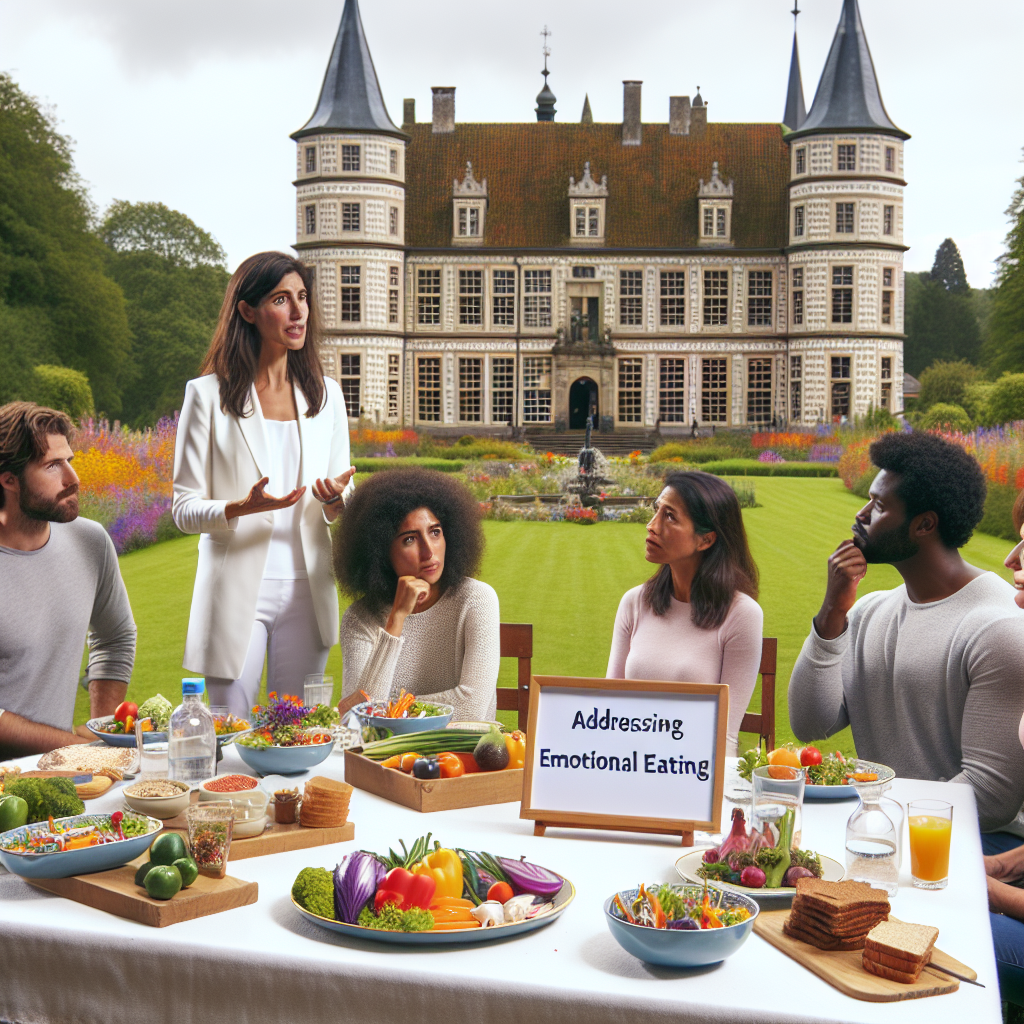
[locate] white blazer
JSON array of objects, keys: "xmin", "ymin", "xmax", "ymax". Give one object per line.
[{"xmin": 172, "ymin": 373, "xmax": 353, "ymax": 680}]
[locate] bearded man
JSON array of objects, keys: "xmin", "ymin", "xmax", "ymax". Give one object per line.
[
  {"xmin": 0, "ymin": 402, "xmax": 136, "ymax": 757},
  {"xmin": 789, "ymin": 430, "xmax": 1024, "ymax": 838}
]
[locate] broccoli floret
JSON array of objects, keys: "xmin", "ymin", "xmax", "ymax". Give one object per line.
[
  {"xmin": 791, "ymin": 848, "xmax": 823, "ymax": 878},
  {"xmin": 43, "ymin": 777, "xmax": 78, "ymax": 799},
  {"xmin": 291, "ymin": 867, "xmax": 335, "ymax": 919},
  {"xmin": 47, "ymin": 792, "xmax": 85, "ymax": 819},
  {"xmin": 2, "ymin": 779, "xmax": 84, "ymax": 823}
]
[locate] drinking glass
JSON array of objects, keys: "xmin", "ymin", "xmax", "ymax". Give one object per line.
[
  {"xmin": 135, "ymin": 719, "xmax": 168, "ymax": 779},
  {"xmin": 845, "ymin": 782, "xmax": 899, "ymax": 896},
  {"xmin": 908, "ymin": 799, "xmax": 952, "ymax": 889},
  {"xmin": 304, "ymin": 674, "xmax": 334, "ymax": 709},
  {"xmin": 752, "ymin": 765, "xmax": 805, "ymax": 850},
  {"xmin": 186, "ymin": 801, "xmax": 235, "ymax": 879}
]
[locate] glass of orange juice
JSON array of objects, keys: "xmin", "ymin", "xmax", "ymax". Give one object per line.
[{"xmin": 908, "ymin": 799, "xmax": 952, "ymax": 889}]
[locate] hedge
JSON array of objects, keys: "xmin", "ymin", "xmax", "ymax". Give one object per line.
[
  {"xmin": 698, "ymin": 460, "xmax": 839, "ymax": 478},
  {"xmin": 353, "ymin": 457, "xmax": 467, "ymax": 474}
]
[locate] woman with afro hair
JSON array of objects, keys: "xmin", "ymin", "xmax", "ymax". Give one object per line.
[{"xmin": 333, "ymin": 468, "xmax": 500, "ymax": 721}]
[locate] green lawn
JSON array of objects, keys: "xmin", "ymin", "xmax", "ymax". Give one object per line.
[{"xmin": 75, "ymin": 478, "xmax": 1019, "ymax": 758}]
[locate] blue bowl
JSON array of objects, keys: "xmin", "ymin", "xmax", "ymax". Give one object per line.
[
  {"xmin": 0, "ymin": 813, "xmax": 162, "ymax": 879},
  {"xmin": 352, "ymin": 702, "xmax": 454, "ymax": 735},
  {"xmin": 235, "ymin": 735, "xmax": 335, "ymax": 776},
  {"xmin": 604, "ymin": 885, "xmax": 759, "ymax": 967},
  {"xmin": 86, "ymin": 715, "xmax": 168, "ymax": 747}
]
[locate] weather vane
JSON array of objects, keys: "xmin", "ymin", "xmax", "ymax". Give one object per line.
[
  {"xmin": 792, "ymin": 0, "xmax": 800, "ymax": 23},
  {"xmin": 541, "ymin": 25, "xmax": 551, "ymax": 74}
]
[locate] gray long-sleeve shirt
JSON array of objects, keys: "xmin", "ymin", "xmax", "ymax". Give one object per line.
[
  {"xmin": 0, "ymin": 518, "xmax": 136, "ymax": 732},
  {"xmin": 789, "ymin": 572, "xmax": 1024, "ymax": 836}
]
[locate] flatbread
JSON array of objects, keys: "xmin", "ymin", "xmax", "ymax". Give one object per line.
[{"xmin": 37, "ymin": 745, "xmax": 134, "ymax": 772}]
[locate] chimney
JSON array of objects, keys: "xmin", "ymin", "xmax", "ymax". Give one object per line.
[
  {"xmin": 403, "ymin": 98, "xmax": 416, "ymax": 125},
  {"xmin": 669, "ymin": 96, "xmax": 691, "ymax": 135},
  {"xmin": 622, "ymin": 80, "xmax": 642, "ymax": 146},
  {"xmin": 432, "ymin": 87, "xmax": 455, "ymax": 133}
]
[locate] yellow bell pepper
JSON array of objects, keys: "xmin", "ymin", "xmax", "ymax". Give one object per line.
[
  {"xmin": 504, "ymin": 730, "xmax": 526, "ymax": 770},
  {"xmin": 412, "ymin": 847, "xmax": 463, "ymax": 899}
]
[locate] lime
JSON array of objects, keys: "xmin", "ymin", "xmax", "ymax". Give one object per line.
[
  {"xmin": 134, "ymin": 860, "xmax": 156, "ymax": 887},
  {"xmin": 144, "ymin": 864, "xmax": 182, "ymax": 900},
  {"xmin": 0, "ymin": 795, "xmax": 29, "ymax": 832},
  {"xmin": 148, "ymin": 831, "xmax": 187, "ymax": 866},
  {"xmin": 173, "ymin": 856, "xmax": 199, "ymax": 888}
]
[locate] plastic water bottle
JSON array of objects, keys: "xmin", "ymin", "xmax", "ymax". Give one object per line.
[{"xmin": 168, "ymin": 678, "xmax": 216, "ymax": 784}]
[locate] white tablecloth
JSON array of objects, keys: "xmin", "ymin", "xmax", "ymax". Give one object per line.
[{"xmin": 0, "ymin": 750, "xmax": 1003, "ymax": 1024}]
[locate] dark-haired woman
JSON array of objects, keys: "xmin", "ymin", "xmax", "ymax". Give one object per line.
[
  {"xmin": 606, "ymin": 471, "xmax": 762, "ymax": 756},
  {"xmin": 334, "ymin": 468, "xmax": 499, "ymax": 722},
  {"xmin": 172, "ymin": 252, "xmax": 354, "ymax": 718}
]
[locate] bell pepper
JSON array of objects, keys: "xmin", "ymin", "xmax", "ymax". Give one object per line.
[
  {"xmin": 412, "ymin": 847, "xmax": 463, "ymax": 899},
  {"xmin": 437, "ymin": 752, "xmax": 465, "ymax": 779},
  {"xmin": 124, "ymin": 714, "xmax": 134, "ymax": 734},
  {"xmin": 399, "ymin": 752, "xmax": 421, "ymax": 773},
  {"xmin": 374, "ymin": 867, "xmax": 436, "ymax": 912},
  {"xmin": 450, "ymin": 752, "xmax": 479, "ymax": 774},
  {"xmin": 380, "ymin": 754, "xmax": 404, "ymax": 770},
  {"xmin": 504, "ymin": 730, "xmax": 526, "ymax": 770}
]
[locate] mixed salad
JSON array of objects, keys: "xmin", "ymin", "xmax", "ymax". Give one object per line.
[
  {"xmin": 0, "ymin": 811, "xmax": 156, "ymax": 855},
  {"xmin": 358, "ymin": 689, "xmax": 447, "ymax": 719},
  {"xmin": 611, "ymin": 881, "xmax": 752, "ymax": 930},
  {"xmin": 238, "ymin": 693, "xmax": 338, "ymax": 749},
  {"xmin": 737, "ymin": 743, "xmax": 880, "ymax": 786},
  {"xmin": 94, "ymin": 694, "xmax": 173, "ymax": 735}
]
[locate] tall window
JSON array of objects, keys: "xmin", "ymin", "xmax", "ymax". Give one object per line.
[
  {"xmin": 458, "ymin": 270, "xmax": 482, "ymax": 326},
  {"xmin": 703, "ymin": 270, "xmax": 729, "ymax": 326},
  {"xmin": 747, "ymin": 270, "xmax": 773, "ymax": 326},
  {"xmin": 574, "ymin": 207, "xmax": 600, "ymax": 237},
  {"xmin": 701, "ymin": 358, "xmax": 728, "ymax": 424},
  {"xmin": 340, "ymin": 354, "xmax": 360, "ymax": 415},
  {"xmin": 746, "ymin": 358, "xmax": 772, "ymax": 425},
  {"xmin": 794, "ymin": 205, "xmax": 805, "ymax": 237},
  {"xmin": 703, "ymin": 208, "xmax": 714, "ymax": 237},
  {"xmin": 885, "ymin": 146, "xmax": 895, "ymax": 173},
  {"xmin": 659, "ymin": 271, "xmax": 686, "ymax": 326},
  {"xmin": 304, "ymin": 146, "xmax": 316, "ymax": 173},
  {"xmin": 880, "ymin": 356, "xmax": 893, "ymax": 410},
  {"xmin": 458, "ymin": 207, "xmax": 480, "ymax": 236},
  {"xmin": 304, "ymin": 204, "xmax": 316, "ymax": 235},
  {"xmin": 417, "ymin": 357, "xmax": 441, "ymax": 422},
  {"xmin": 790, "ymin": 355, "xmax": 802, "ymax": 421},
  {"xmin": 837, "ymin": 144, "xmax": 856, "ymax": 171},
  {"xmin": 388, "ymin": 266, "xmax": 399, "ymax": 325},
  {"xmin": 417, "ymin": 268, "xmax": 441, "ymax": 325},
  {"xmin": 340, "ymin": 266, "xmax": 360, "ymax": 322},
  {"xmin": 390, "ymin": 206, "xmax": 399, "ymax": 236},
  {"xmin": 717, "ymin": 209, "xmax": 726, "ymax": 237},
  {"xmin": 492, "ymin": 270, "xmax": 515, "ymax": 326},
  {"xmin": 342, "ymin": 202, "xmax": 360, "ymax": 232},
  {"xmin": 617, "ymin": 357, "xmax": 642, "ymax": 423},
  {"xmin": 491, "ymin": 357, "xmax": 515, "ymax": 424},
  {"xmin": 341, "ymin": 144, "xmax": 360, "ymax": 172},
  {"xmin": 836, "ymin": 203, "xmax": 854, "ymax": 233},
  {"xmin": 459, "ymin": 358, "xmax": 482, "ymax": 422},
  {"xmin": 831, "ymin": 266, "xmax": 853, "ymax": 323},
  {"xmin": 522, "ymin": 357, "xmax": 551, "ymax": 422},
  {"xmin": 792, "ymin": 267, "xmax": 804, "ymax": 326},
  {"xmin": 659, "ymin": 358, "xmax": 686, "ymax": 422},
  {"xmin": 387, "ymin": 353, "xmax": 400, "ymax": 420},
  {"xmin": 389, "ymin": 148, "xmax": 398, "ymax": 175},
  {"xmin": 619, "ymin": 270, "xmax": 643, "ymax": 326},
  {"xmin": 831, "ymin": 356, "xmax": 851, "ymax": 421},
  {"xmin": 523, "ymin": 270, "xmax": 552, "ymax": 328},
  {"xmin": 795, "ymin": 147, "xmax": 806, "ymax": 174},
  {"xmin": 883, "ymin": 205, "xmax": 894, "ymax": 236},
  {"xmin": 882, "ymin": 265, "xmax": 894, "ymax": 324}
]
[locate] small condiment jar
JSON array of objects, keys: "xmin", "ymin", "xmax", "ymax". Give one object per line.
[{"xmin": 274, "ymin": 789, "xmax": 300, "ymax": 824}]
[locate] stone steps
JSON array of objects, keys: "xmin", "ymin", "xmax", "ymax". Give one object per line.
[{"xmin": 524, "ymin": 430, "xmax": 659, "ymax": 456}]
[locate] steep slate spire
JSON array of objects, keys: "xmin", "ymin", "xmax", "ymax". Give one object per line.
[
  {"xmin": 292, "ymin": 0, "xmax": 405, "ymax": 140},
  {"xmin": 793, "ymin": 0, "xmax": 907, "ymax": 139},
  {"xmin": 580, "ymin": 94, "xmax": 593, "ymax": 124},
  {"xmin": 783, "ymin": 4, "xmax": 806, "ymax": 130}
]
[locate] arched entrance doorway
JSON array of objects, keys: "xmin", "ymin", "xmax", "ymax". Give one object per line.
[{"xmin": 569, "ymin": 377, "xmax": 599, "ymax": 429}]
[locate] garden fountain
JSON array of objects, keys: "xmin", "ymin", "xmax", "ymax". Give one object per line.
[{"xmin": 559, "ymin": 416, "xmax": 615, "ymax": 507}]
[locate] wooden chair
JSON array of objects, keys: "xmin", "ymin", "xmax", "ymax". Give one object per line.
[
  {"xmin": 739, "ymin": 637, "xmax": 777, "ymax": 751},
  {"xmin": 495, "ymin": 623, "xmax": 533, "ymax": 732}
]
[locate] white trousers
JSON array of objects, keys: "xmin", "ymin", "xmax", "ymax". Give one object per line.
[{"xmin": 205, "ymin": 577, "xmax": 330, "ymax": 720}]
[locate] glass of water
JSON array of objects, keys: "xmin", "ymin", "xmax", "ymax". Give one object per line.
[
  {"xmin": 304, "ymin": 674, "xmax": 334, "ymax": 709},
  {"xmin": 752, "ymin": 765, "xmax": 805, "ymax": 851},
  {"xmin": 845, "ymin": 783, "xmax": 900, "ymax": 896}
]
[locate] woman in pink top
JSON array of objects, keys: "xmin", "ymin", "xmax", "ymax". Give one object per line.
[{"xmin": 607, "ymin": 471, "xmax": 763, "ymax": 756}]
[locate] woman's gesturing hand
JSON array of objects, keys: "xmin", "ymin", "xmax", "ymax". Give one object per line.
[
  {"xmin": 313, "ymin": 467, "xmax": 356, "ymax": 522},
  {"xmin": 225, "ymin": 477, "xmax": 305, "ymax": 520},
  {"xmin": 385, "ymin": 575, "xmax": 432, "ymax": 637}
]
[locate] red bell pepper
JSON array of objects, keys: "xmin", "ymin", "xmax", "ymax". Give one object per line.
[{"xmin": 374, "ymin": 867, "xmax": 436, "ymax": 912}]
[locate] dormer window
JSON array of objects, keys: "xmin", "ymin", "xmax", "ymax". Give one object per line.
[
  {"xmin": 568, "ymin": 162, "xmax": 607, "ymax": 245},
  {"xmin": 452, "ymin": 161, "xmax": 487, "ymax": 245},
  {"xmin": 698, "ymin": 161, "xmax": 733, "ymax": 245},
  {"xmin": 342, "ymin": 144, "xmax": 360, "ymax": 172}
]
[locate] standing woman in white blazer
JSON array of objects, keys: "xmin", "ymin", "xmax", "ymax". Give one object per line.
[{"xmin": 172, "ymin": 251, "xmax": 355, "ymax": 718}]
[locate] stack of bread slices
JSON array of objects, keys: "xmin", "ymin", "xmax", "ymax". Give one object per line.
[
  {"xmin": 862, "ymin": 920, "xmax": 939, "ymax": 983},
  {"xmin": 783, "ymin": 878, "xmax": 890, "ymax": 950}
]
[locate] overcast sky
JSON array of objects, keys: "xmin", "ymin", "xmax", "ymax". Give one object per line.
[{"xmin": 3, "ymin": 0, "xmax": 1021, "ymax": 285}]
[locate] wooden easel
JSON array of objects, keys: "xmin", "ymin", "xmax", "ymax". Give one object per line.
[{"xmin": 532, "ymin": 818, "xmax": 696, "ymax": 846}]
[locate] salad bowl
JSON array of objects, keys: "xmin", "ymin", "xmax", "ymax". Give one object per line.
[
  {"xmin": 86, "ymin": 715, "xmax": 167, "ymax": 747},
  {"xmin": 804, "ymin": 758, "xmax": 895, "ymax": 800},
  {"xmin": 0, "ymin": 812, "xmax": 162, "ymax": 879},
  {"xmin": 352, "ymin": 701, "xmax": 454, "ymax": 735},
  {"xmin": 235, "ymin": 732, "xmax": 335, "ymax": 776}
]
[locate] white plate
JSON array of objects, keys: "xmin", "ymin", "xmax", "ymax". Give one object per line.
[{"xmin": 674, "ymin": 849, "xmax": 845, "ymax": 902}]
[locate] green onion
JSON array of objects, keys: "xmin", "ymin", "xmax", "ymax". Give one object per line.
[{"xmin": 360, "ymin": 729, "xmax": 488, "ymax": 761}]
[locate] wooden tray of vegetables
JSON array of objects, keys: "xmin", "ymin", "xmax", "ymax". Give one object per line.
[{"xmin": 344, "ymin": 726, "xmax": 525, "ymax": 812}]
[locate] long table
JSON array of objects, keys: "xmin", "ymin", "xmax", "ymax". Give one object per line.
[{"xmin": 0, "ymin": 748, "xmax": 1003, "ymax": 1024}]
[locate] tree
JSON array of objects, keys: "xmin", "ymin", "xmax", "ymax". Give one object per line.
[
  {"xmin": 918, "ymin": 402, "xmax": 973, "ymax": 432},
  {"xmin": 930, "ymin": 238, "xmax": 969, "ymax": 294},
  {"xmin": 983, "ymin": 151, "xmax": 1024, "ymax": 375},
  {"xmin": 32, "ymin": 364, "xmax": 93, "ymax": 419},
  {"xmin": 986, "ymin": 373, "xmax": 1024, "ymax": 426},
  {"xmin": 904, "ymin": 266, "xmax": 982, "ymax": 374},
  {"xmin": 101, "ymin": 200, "xmax": 226, "ymax": 269},
  {"xmin": 917, "ymin": 360, "xmax": 980, "ymax": 410},
  {"xmin": 0, "ymin": 73, "xmax": 132, "ymax": 415}
]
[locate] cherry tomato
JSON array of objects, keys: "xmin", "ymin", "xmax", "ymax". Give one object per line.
[
  {"xmin": 437, "ymin": 752, "xmax": 465, "ymax": 779},
  {"xmin": 487, "ymin": 881, "xmax": 514, "ymax": 904},
  {"xmin": 800, "ymin": 745, "xmax": 823, "ymax": 767},
  {"xmin": 114, "ymin": 701, "xmax": 138, "ymax": 724}
]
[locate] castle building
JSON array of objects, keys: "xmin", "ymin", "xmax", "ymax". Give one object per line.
[{"xmin": 291, "ymin": 0, "xmax": 907, "ymax": 434}]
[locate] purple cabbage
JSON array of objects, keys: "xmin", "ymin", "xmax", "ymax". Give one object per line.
[
  {"xmin": 334, "ymin": 852, "xmax": 385, "ymax": 924},
  {"xmin": 666, "ymin": 917, "xmax": 700, "ymax": 930},
  {"xmin": 496, "ymin": 856, "xmax": 563, "ymax": 898}
]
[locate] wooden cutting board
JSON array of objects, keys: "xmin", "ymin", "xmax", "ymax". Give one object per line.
[
  {"xmin": 29, "ymin": 854, "xmax": 257, "ymax": 928},
  {"xmin": 15, "ymin": 770, "xmax": 113, "ymax": 800},
  {"xmin": 754, "ymin": 910, "xmax": 977, "ymax": 1002}
]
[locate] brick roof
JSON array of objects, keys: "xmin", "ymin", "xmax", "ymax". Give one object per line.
[{"xmin": 403, "ymin": 122, "xmax": 790, "ymax": 250}]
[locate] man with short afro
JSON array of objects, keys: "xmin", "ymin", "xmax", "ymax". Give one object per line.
[{"xmin": 790, "ymin": 430, "xmax": 1024, "ymax": 839}]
